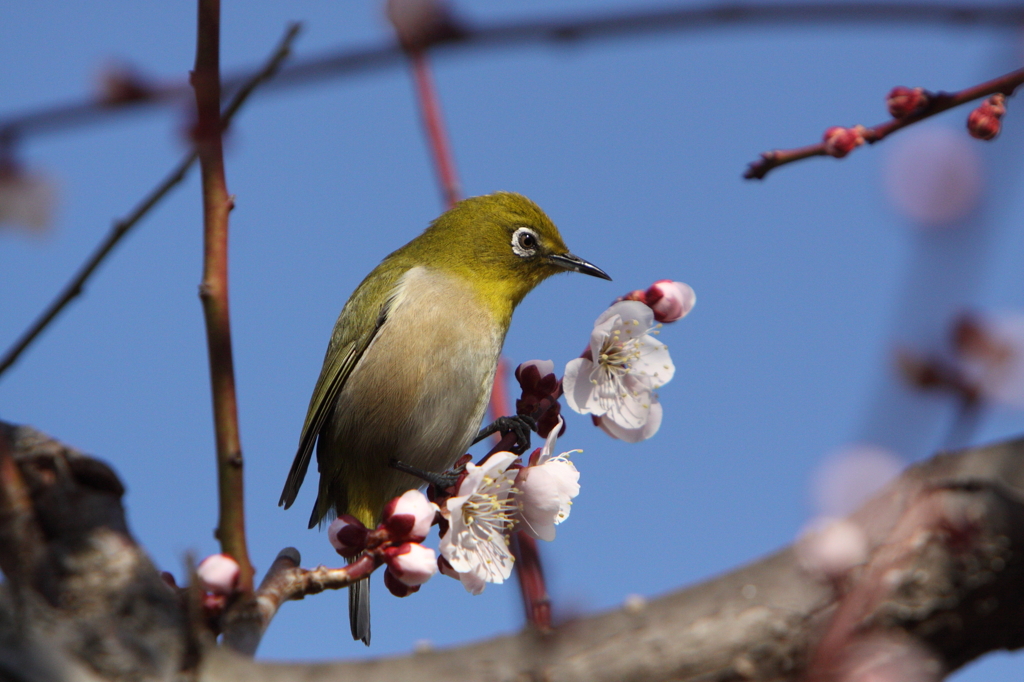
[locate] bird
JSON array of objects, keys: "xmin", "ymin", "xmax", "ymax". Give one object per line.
[{"xmin": 279, "ymin": 191, "xmax": 610, "ymax": 645}]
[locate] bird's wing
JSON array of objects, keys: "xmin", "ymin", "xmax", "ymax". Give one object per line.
[{"xmin": 278, "ymin": 297, "xmax": 392, "ymax": 510}]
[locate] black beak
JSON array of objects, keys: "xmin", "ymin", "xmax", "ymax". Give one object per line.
[{"xmin": 547, "ymin": 252, "xmax": 612, "ymax": 280}]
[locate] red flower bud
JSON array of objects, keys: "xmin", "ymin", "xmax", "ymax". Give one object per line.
[
  {"xmin": 383, "ymin": 566, "xmax": 420, "ymax": 597},
  {"xmin": 822, "ymin": 126, "xmax": 865, "ymax": 158},
  {"xmin": 381, "ymin": 489, "xmax": 436, "ymax": 542},
  {"xmin": 886, "ymin": 86, "xmax": 928, "ymax": 119},
  {"xmin": 967, "ymin": 94, "xmax": 1006, "ymax": 141},
  {"xmin": 384, "ymin": 542, "xmax": 437, "ymax": 586},
  {"xmin": 644, "ymin": 280, "xmax": 696, "ymax": 323},
  {"xmin": 327, "ymin": 515, "xmax": 368, "ymax": 558}
]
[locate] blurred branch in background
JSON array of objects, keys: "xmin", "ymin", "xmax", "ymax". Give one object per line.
[
  {"xmin": 826, "ymin": 37, "xmax": 1024, "ymax": 479},
  {"xmin": 0, "ymin": 25, "xmax": 299, "ymax": 381},
  {"xmin": 3, "ymin": 3, "xmax": 1024, "ymax": 141},
  {"xmin": 745, "ymin": 66, "xmax": 1024, "ymax": 180}
]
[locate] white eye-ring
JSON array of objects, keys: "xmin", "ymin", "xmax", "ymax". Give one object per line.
[{"xmin": 512, "ymin": 227, "xmax": 539, "ymax": 258}]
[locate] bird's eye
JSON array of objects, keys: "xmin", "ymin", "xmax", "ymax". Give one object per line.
[{"xmin": 512, "ymin": 227, "xmax": 539, "ymax": 257}]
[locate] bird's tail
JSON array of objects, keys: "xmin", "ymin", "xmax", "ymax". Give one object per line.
[
  {"xmin": 347, "ymin": 501, "xmax": 376, "ymax": 646},
  {"xmin": 349, "ymin": 571, "xmax": 371, "ymax": 645}
]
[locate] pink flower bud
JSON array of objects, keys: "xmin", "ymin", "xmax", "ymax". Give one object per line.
[
  {"xmin": 196, "ymin": 554, "xmax": 239, "ymax": 595},
  {"xmin": 327, "ymin": 515, "xmax": 369, "ymax": 558},
  {"xmin": 967, "ymin": 95, "xmax": 1006, "ymax": 141},
  {"xmin": 644, "ymin": 280, "xmax": 695, "ymax": 323},
  {"xmin": 383, "ymin": 567, "xmax": 419, "ymax": 597},
  {"xmin": 382, "ymin": 489, "xmax": 437, "ymax": 542},
  {"xmin": 822, "ymin": 126, "xmax": 865, "ymax": 158},
  {"xmin": 886, "ymin": 86, "xmax": 928, "ymax": 119},
  {"xmin": 384, "ymin": 542, "xmax": 438, "ymax": 586}
]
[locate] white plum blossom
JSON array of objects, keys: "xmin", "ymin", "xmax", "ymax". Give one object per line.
[
  {"xmin": 515, "ymin": 419, "xmax": 580, "ymax": 541},
  {"xmin": 384, "ymin": 542, "xmax": 438, "ymax": 587},
  {"xmin": 594, "ymin": 397, "xmax": 663, "ymax": 443},
  {"xmin": 439, "ymin": 452, "xmax": 518, "ymax": 592},
  {"xmin": 564, "ymin": 300, "xmax": 674, "ymax": 438},
  {"xmin": 438, "ymin": 556, "xmax": 487, "ymax": 595},
  {"xmin": 196, "ymin": 553, "xmax": 240, "ymax": 595}
]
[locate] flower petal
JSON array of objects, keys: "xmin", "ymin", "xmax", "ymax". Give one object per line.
[
  {"xmin": 563, "ymin": 357, "xmax": 599, "ymax": 415},
  {"xmin": 598, "ymin": 399, "xmax": 663, "ymax": 442}
]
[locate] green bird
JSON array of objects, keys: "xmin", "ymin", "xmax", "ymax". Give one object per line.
[{"xmin": 279, "ymin": 192, "xmax": 609, "ymax": 644}]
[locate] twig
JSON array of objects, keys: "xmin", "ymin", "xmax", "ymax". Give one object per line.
[
  {"xmin": 488, "ymin": 357, "xmax": 511, "ymax": 443},
  {"xmin": 0, "ymin": 24, "xmax": 300, "ymax": 381},
  {"xmin": 192, "ymin": 0, "xmax": 252, "ymax": 592},
  {"xmin": 485, "ymin": 361, "xmax": 555, "ymax": 631},
  {"xmin": 409, "ymin": 51, "xmax": 461, "ymax": 209},
  {"xmin": 511, "ymin": 532, "xmax": 552, "ymax": 632},
  {"xmin": 221, "ymin": 549, "xmax": 378, "ymax": 655},
  {"xmin": 745, "ymin": 65, "xmax": 1024, "ymax": 180},
  {"xmin": 5, "ymin": 3, "xmax": 1024, "ymax": 140}
]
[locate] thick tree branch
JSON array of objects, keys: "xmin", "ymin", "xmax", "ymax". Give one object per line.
[
  {"xmin": 1, "ymin": 421, "xmax": 1023, "ymax": 681},
  {"xmin": 4, "ymin": 3, "xmax": 1024, "ymax": 140},
  {"xmin": 0, "ymin": 423, "xmax": 193, "ymax": 681}
]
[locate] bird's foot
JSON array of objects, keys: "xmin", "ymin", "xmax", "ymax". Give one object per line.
[
  {"xmin": 389, "ymin": 458, "xmax": 464, "ymax": 490},
  {"xmin": 472, "ymin": 414, "xmax": 536, "ymax": 454}
]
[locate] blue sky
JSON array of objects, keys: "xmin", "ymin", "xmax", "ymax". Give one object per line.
[{"xmin": 3, "ymin": 1, "xmax": 1024, "ymax": 677}]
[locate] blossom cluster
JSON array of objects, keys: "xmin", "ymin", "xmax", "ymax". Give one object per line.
[{"xmin": 320, "ymin": 412, "xmax": 580, "ymax": 596}]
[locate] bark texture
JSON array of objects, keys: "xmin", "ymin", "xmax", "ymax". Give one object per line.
[{"xmin": 2, "ymin": 421, "xmax": 1023, "ymax": 682}]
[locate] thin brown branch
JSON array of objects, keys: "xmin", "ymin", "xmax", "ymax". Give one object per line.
[
  {"xmin": 745, "ymin": 65, "xmax": 1024, "ymax": 180},
  {"xmin": 221, "ymin": 550, "xmax": 379, "ymax": 655},
  {"xmin": 0, "ymin": 24, "xmax": 299, "ymax": 381},
  {"xmin": 191, "ymin": 0, "xmax": 252, "ymax": 594},
  {"xmin": 4, "ymin": 3, "xmax": 1024, "ymax": 140}
]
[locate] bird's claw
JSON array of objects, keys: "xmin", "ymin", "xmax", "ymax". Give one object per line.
[
  {"xmin": 390, "ymin": 458, "xmax": 464, "ymax": 490},
  {"xmin": 472, "ymin": 414, "xmax": 536, "ymax": 454}
]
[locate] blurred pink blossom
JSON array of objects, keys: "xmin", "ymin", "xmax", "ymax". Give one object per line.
[
  {"xmin": 797, "ymin": 517, "xmax": 868, "ymax": 578},
  {"xmin": 954, "ymin": 312, "xmax": 1024, "ymax": 408},
  {"xmin": 0, "ymin": 163, "xmax": 56, "ymax": 234},
  {"xmin": 830, "ymin": 635, "xmax": 941, "ymax": 682},
  {"xmin": 811, "ymin": 445, "xmax": 903, "ymax": 518},
  {"xmin": 882, "ymin": 126, "xmax": 982, "ymax": 227},
  {"xmin": 196, "ymin": 553, "xmax": 239, "ymax": 595}
]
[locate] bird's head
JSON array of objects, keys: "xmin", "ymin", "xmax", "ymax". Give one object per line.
[{"xmin": 409, "ymin": 192, "xmax": 610, "ymax": 313}]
